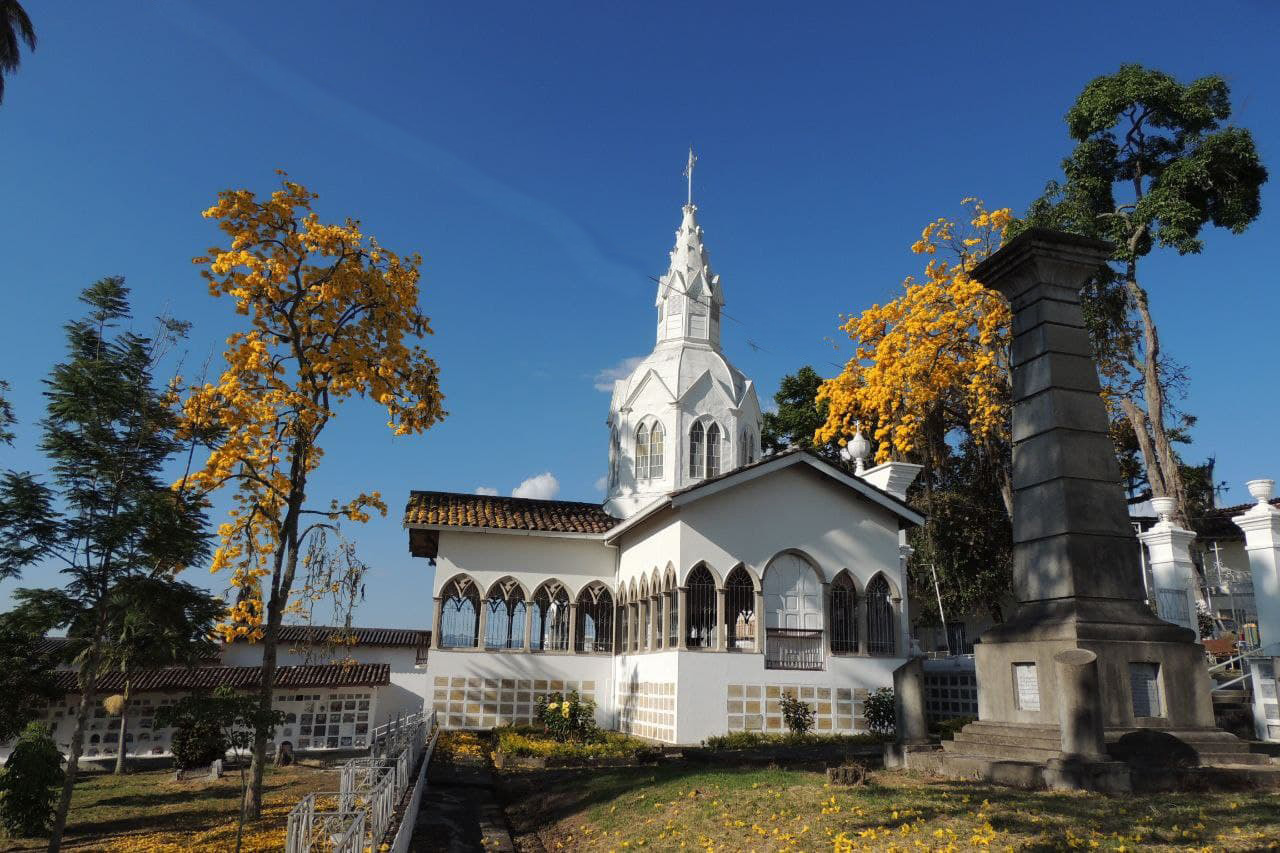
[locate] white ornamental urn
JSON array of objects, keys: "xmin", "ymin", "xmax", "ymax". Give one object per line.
[
  {"xmin": 1150, "ymin": 496, "xmax": 1175, "ymax": 523},
  {"xmin": 1246, "ymin": 478, "xmax": 1275, "ymax": 505}
]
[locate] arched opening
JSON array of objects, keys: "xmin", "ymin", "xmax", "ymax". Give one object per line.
[
  {"xmin": 439, "ymin": 576, "xmax": 480, "ymax": 649},
  {"xmin": 648, "ymin": 422, "xmax": 665, "ymax": 479},
  {"xmin": 484, "ymin": 578, "xmax": 527, "ymax": 650},
  {"xmin": 686, "ymin": 564, "xmax": 717, "ymax": 649},
  {"xmin": 867, "ymin": 575, "xmax": 897, "ymax": 655},
  {"xmin": 725, "ymin": 566, "xmax": 757, "ymax": 651},
  {"xmin": 575, "ymin": 584, "xmax": 614, "ymax": 653},
  {"xmin": 763, "ymin": 553, "xmax": 824, "ymax": 670},
  {"xmin": 689, "ymin": 422, "xmax": 705, "ymax": 479},
  {"xmin": 635, "ymin": 423, "xmax": 651, "ymax": 480},
  {"xmin": 830, "ymin": 572, "xmax": 859, "ymax": 654},
  {"xmin": 531, "ymin": 582, "xmax": 571, "ymax": 652},
  {"xmin": 706, "ymin": 422, "xmax": 721, "ymax": 477}
]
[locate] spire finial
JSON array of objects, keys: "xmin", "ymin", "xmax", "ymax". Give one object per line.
[{"xmin": 683, "ymin": 146, "xmax": 697, "ymax": 207}]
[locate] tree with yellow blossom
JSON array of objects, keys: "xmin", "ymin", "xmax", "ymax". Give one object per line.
[
  {"xmin": 816, "ymin": 200, "xmax": 1015, "ymax": 624},
  {"xmin": 181, "ymin": 174, "xmax": 446, "ymax": 817}
]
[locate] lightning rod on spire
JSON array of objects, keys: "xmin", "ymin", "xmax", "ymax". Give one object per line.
[{"xmin": 683, "ymin": 146, "xmax": 697, "ymax": 207}]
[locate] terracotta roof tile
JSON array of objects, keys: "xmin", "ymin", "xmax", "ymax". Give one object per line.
[
  {"xmin": 404, "ymin": 491, "xmax": 620, "ymax": 534},
  {"xmin": 52, "ymin": 663, "xmax": 390, "ymax": 694},
  {"xmin": 227, "ymin": 625, "xmax": 429, "ymax": 648}
]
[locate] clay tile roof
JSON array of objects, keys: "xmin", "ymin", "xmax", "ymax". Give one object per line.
[
  {"xmin": 229, "ymin": 625, "xmax": 429, "ymax": 648},
  {"xmin": 52, "ymin": 663, "xmax": 390, "ymax": 694},
  {"xmin": 1192, "ymin": 498, "xmax": 1280, "ymax": 540},
  {"xmin": 404, "ymin": 491, "xmax": 620, "ymax": 535}
]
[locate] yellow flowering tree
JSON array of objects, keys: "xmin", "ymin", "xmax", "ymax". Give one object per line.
[
  {"xmin": 816, "ymin": 199, "xmax": 1014, "ymax": 511},
  {"xmin": 181, "ymin": 175, "xmax": 446, "ymax": 816},
  {"xmin": 816, "ymin": 201, "xmax": 1016, "ymax": 623}
]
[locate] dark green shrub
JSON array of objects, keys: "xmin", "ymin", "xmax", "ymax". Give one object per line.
[
  {"xmin": 779, "ymin": 691, "xmax": 814, "ymax": 735},
  {"xmin": 863, "ymin": 687, "xmax": 896, "ymax": 736},
  {"xmin": 167, "ymin": 718, "xmax": 226, "ymax": 769},
  {"xmin": 932, "ymin": 716, "xmax": 975, "ymax": 741},
  {"xmin": 0, "ymin": 722, "xmax": 65, "ymax": 837}
]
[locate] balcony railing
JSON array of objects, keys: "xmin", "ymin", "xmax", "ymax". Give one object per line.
[{"xmin": 765, "ymin": 628, "xmax": 824, "ymax": 671}]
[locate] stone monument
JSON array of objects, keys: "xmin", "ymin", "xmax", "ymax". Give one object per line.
[{"xmin": 937, "ymin": 228, "xmax": 1264, "ymax": 789}]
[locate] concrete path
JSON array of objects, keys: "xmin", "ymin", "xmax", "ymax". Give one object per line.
[{"xmin": 408, "ymin": 758, "xmax": 517, "ymax": 852}]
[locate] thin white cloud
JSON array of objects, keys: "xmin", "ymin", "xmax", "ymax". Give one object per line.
[
  {"xmin": 474, "ymin": 486, "xmax": 499, "ymax": 496},
  {"xmin": 594, "ymin": 475, "xmax": 608, "ymax": 493},
  {"xmin": 594, "ymin": 355, "xmax": 645, "ymax": 392},
  {"xmin": 513, "ymin": 472, "xmax": 559, "ymax": 500}
]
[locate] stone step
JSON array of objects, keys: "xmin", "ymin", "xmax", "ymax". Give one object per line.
[
  {"xmin": 941, "ymin": 739, "xmax": 1062, "ymax": 763},
  {"xmin": 952, "ymin": 729, "xmax": 1062, "ymax": 750},
  {"xmin": 1196, "ymin": 752, "xmax": 1273, "ymax": 767}
]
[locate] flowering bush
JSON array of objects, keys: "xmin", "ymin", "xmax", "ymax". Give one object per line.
[
  {"xmin": 778, "ymin": 691, "xmax": 814, "ymax": 735},
  {"xmin": 864, "ymin": 687, "xmax": 896, "ymax": 736},
  {"xmin": 535, "ymin": 691, "xmax": 597, "ymax": 742}
]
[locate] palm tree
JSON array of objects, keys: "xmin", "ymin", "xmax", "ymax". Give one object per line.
[{"xmin": 1, "ymin": 0, "xmax": 36, "ymax": 105}]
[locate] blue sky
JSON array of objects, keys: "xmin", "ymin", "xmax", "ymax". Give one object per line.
[{"xmin": 1, "ymin": 1, "xmax": 1277, "ymax": 629}]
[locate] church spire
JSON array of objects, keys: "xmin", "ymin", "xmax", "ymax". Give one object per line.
[{"xmin": 655, "ymin": 150, "xmax": 723, "ymax": 349}]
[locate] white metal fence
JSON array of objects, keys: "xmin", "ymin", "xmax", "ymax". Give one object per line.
[{"xmin": 285, "ymin": 710, "xmax": 436, "ymax": 853}]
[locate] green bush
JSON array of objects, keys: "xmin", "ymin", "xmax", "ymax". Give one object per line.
[
  {"xmin": 0, "ymin": 722, "xmax": 65, "ymax": 837},
  {"xmin": 535, "ymin": 691, "xmax": 597, "ymax": 742},
  {"xmin": 496, "ymin": 728, "xmax": 649, "ymax": 761},
  {"xmin": 932, "ymin": 716, "xmax": 975, "ymax": 741},
  {"xmin": 168, "ymin": 718, "xmax": 226, "ymax": 769},
  {"xmin": 778, "ymin": 691, "xmax": 814, "ymax": 735},
  {"xmin": 863, "ymin": 687, "xmax": 896, "ymax": 737},
  {"xmin": 701, "ymin": 731, "xmax": 884, "ymax": 749}
]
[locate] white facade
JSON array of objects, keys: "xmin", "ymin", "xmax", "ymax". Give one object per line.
[{"xmin": 413, "ymin": 190, "xmax": 924, "ymax": 744}]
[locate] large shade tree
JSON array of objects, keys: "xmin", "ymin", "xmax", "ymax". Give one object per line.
[
  {"xmin": 181, "ymin": 175, "xmax": 446, "ymax": 817},
  {"xmin": 0, "ymin": 0, "xmax": 35, "ymax": 104},
  {"xmin": 0, "ymin": 278, "xmax": 210, "ymax": 851},
  {"xmin": 1015, "ymin": 64, "xmax": 1267, "ymax": 524}
]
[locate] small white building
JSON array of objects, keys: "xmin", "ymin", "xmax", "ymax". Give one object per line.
[
  {"xmin": 407, "ymin": 191, "xmax": 924, "ymax": 745},
  {"xmin": 7, "ymin": 626, "xmax": 428, "ymax": 764}
]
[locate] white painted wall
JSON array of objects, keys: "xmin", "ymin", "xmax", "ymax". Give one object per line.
[{"xmin": 433, "ymin": 530, "xmax": 616, "ymax": 600}]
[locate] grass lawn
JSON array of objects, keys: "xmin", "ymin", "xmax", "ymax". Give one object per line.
[
  {"xmin": 499, "ymin": 763, "xmax": 1280, "ymax": 851},
  {"xmin": 0, "ymin": 764, "xmax": 337, "ymax": 852}
]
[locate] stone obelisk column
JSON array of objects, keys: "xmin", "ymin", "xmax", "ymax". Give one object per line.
[{"xmin": 965, "ymin": 228, "xmax": 1213, "ymax": 736}]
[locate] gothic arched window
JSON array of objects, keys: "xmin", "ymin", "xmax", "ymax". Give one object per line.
[
  {"xmin": 686, "ymin": 565, "xmax": 717, "ymax": 649},
  {"xmin": 648, "ymin": 422, "xmax": 664, "ymax": 478},
  {"xmin": 867, "ymin": 575, "xmax": 896, "ymax": 655},
  {"xmin": 830, "ymin": 572, "xmax": 858, "ymax": 654},
  {"xmin": 635, "ymin": 423, "xmax": 651, "ymax": 480},
  {"xmin": 689, "ymin": 422, "xmax": 705, "ymax": 479},
  {"xmin": 575, "ymin": 584, "xmax": 614, "ymax": 653},
  {"xmin": 706, "ymin": 423, "xmax": 721, "ymax": 477},
  {"xmin": 439, "ymin": 577, "xmax": 480, "ymax": 649},
  {"xmin": 484, "ymin": 579, "xmax": 527, "ymax": 650},
  {"xmin": 532, "ymin": 582, "xmax": 571, "ymax": 652},
  {"xmin": 725, "ymin": 566, "xmax": 756, "ymax": 651}
]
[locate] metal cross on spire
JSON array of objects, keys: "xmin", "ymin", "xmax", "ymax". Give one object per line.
[{"xmin": 683, "ymin": 146, "xmax": 697, "ymax": 206}]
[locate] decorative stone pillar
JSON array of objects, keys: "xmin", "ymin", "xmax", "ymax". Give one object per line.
[
  {"xmin": 892, "ymin": 657, "xmax": 929, "ymax": 745},
  {"xmin": 821, "ymin": 580, "xmax": 832, "ymax": 657},
  {"xmin": 430, "ymin": 597, "xmax": 443, "ymax": 649},
  {"xmin": 522, "ymin": 601, "xmax": 534, "ymax": 651},
  {"xmin": 715, "ymin": 587, "xmax": 727, "ymax": 651},
  {"xmin": 476, "ymin": 596, "xmax": 490, "ymax": 649},
  {"xmin": 677, "ymin": 587, "xmax": 689, "ymax": 650},
  {"xmin": 1052, "ymin": 649, "xmax": 1106, "ymax": 760},
  {"xmin": 1137, "ymin": 496, "xmax": 1199, "ymax": 632},
  {"xmin": 754, "ymin": 588, "xmax": 766, "ymax": 653},
  {"xmin": 567, "ymin": 601, "xmax": 578, "ymax": 654},
  {"xmin": 1232, "ymin": 479, "xmax": 1280, "ymax": 742},
  {"xmin": 857, "ymin": 595, "xmax": 868, "ymax": 655}
]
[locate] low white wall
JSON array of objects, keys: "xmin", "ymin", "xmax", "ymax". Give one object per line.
[{"xmin": 426, "ymin": 649, "xmax": 614, "ymax": 729}]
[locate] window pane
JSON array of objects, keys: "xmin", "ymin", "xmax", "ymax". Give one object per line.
[
  {"xmin": 649, "ymin": 424, "xmax": 664, "ymax": 478},
  {"xmin": 706, "ymin": 424, "xmax": 720, "ymax": 477}
]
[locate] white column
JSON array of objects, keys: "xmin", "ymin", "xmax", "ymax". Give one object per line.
[
  {"xmin": 1138, "ymin": 497, "xmax": 1198, "ymax": 632},
  {"xmin": 677, "ymin": 587, "xmax": 689, "ymax": 651},
  {"xmin": 430, "ymin": 597, "xmax": 443, "ymax": 649},
  {"xmin": 1232, "ymin": 478, "xmax": 1280, "ymax": 743}
]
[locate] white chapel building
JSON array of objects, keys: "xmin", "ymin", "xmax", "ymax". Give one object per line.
[{"xmin": 406, "ymin": 185, "xmax": 924, "ymax": 745}]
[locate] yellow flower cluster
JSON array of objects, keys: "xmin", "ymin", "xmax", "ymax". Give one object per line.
[{"xmin": 816, "ymin": 199, "xmax": 1013, "ymax": 463}]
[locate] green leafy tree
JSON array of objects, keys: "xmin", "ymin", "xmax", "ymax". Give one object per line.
[
  {"xmin": 0, "ymin": 379, "xmax": 15, "ymax": 445},
  {"xmin": 156, "ymin": 687, "xmax": 283, "ymax": 853},
  {"xmin": 760, "ymin": 366, "xmax": 838, "ymax": 457},
  {"xmin": 1016, "ymin": 64, "xmax": 1268, "ymax": 525},
  {"xmin": 0, "ymin": 1, "xmax": 35, "ymax": 105},
  {"xmin": 0, "ymin": 624, "xmax": 60, "ymax": 744},
  {"xmin": 0, "ymin": 723, "xmax": 64, "ymax": 838},
  {"xmin": 0, "ymin": 278, "xmax": 210, "ymax": 852},
  {"xmin": 97, "ymin": 577, "xmax": 224, "ymax": 774}
]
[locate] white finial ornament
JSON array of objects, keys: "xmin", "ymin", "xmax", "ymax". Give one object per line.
[
  {"xmin": 1246, "ymin": 478, "xmax": 1275, "ymax": 505},
  {"xmin": 683, "ymin": 146, "xmax": 697, "ymax": 207},
  {"xmin": 1150, "ymin": 495, "xmax": 1175, "ymax": 524},
  {"xmin": 841, "ymin": 422, "xmax": 871, "ymax": 475}
]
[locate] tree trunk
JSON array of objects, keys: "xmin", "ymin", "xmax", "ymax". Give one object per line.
[
  {"xmin": 47, "ymin": 643, "xmax": 102, "ymax": 853},
  {"xmin": 243, "ymin": 613, "xmax": 279, "ymax": 819},
  {"xmin": 113, "ymin": 678, "xmax": 132, "ymax": 775}
]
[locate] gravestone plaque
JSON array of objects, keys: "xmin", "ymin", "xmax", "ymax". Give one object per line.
[
  {"xmin": 1013, "ymin": 663, "xmax": 1040, "ymax": 712},
  {"xmin": 1129, "ymin": 663, "xmax": 1161, "ymax": 717}
]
